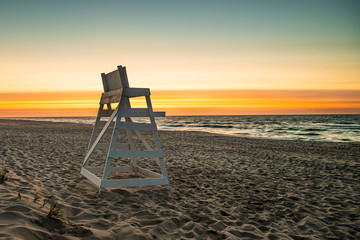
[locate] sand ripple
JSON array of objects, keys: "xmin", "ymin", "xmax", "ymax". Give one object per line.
[{"xmin": 0, "ymin": 119, "xmax": 359, "ymax": 239}]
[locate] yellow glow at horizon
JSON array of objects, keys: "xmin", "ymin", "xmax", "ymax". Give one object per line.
[{"xmin": 0, "ymin": 90, "xmax": 359, "ymax": 117}]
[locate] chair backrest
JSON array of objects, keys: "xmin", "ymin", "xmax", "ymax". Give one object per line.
[{"xmin": 101, "ymin": 65, "xmax": 129, "ymax": 92}]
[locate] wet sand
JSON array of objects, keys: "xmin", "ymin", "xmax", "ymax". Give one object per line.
[{"xmin": 0, "ymin": 119, "xmax": 359, "ymax": 239}]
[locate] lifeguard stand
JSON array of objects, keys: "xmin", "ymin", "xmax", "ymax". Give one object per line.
[{"xmin": 81, "ymin": 65, "xmax": 170, "ymax": 191}]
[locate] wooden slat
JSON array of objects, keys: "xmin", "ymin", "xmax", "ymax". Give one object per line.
[
  {"xmin": 102, "ymin": 89, "xmax": 123, "ymax": 98},
  {"xmin": 120, "ymin": 108, "xmax": 165, "ymax": 117},
  {"xmin": 116, "ymin": 122, "xmax": 156, "ymax": 130},
  {"xmin": 101, "ymin": 73, "xmax": 109, "ymax": 92},
  {"xmin": 105, "ymin": 69, "xmax": 122, "ymax": 91},
  {"xmin": 85, "ymin": 166, "xmax": 133, "ymax": 174},
  {"xmin": 133, "ymin": 130, "xmax": 153, "ymax": 151},
  {"xmin": 87, "ymin": 104, "xmax": 104, "ymax": 152},
  {"xmin": 124, "ymin": 118, "xmax": 154, "ymax": 151},
  {"xmin": 118, "ymin": 65, "xmax": 130, "ymax": 88},
  {"xmin": 84, "ymin": 66, "xmax": 170, "ymax": 191},
  {"xmin": 109, "ymin": 150, "xmax": 163, "ymax": 158},
  {"xmin": 145, "ymin": 95, "xmax": 169, "ymax": 187},
  {"xmin": 82, "ymin": 103, "xmax": 120, "ymax": 166},
  {"xmin": 153, "ymin": 111, "xmax": 165, "ymax": 117},
  {"xmin": 101, "ymin": 177, "xmax": 168, "ymax": 188},
  {"xmin": 100, "ymin": 89, "xmax": 123, "ymax": 104},
  {"xmin": 81, "ymin": 167, "xmax": 101, "ymax": 187},
  {"xmin": 123, "ymin": 88, "xmax": 150, "ymax": 97}
]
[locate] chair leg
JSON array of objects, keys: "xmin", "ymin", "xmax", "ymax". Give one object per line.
[{"xmin": 102, "ymin": 109, "xmax": 122, "ymax": 181}]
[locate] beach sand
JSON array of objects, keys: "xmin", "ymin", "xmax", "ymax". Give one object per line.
[{"xmin": 0, "ymin": 119, "xmax": 359, "ymax": 239}]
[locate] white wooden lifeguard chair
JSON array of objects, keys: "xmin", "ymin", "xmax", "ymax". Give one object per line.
[{"xmin": 81, "ymin": 65, "xmax": 170, "ymax": 191}]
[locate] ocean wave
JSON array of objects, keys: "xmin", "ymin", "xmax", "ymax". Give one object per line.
[
  {"xmin": 165, "ymin": 124, "xmax": 185, "ymax": 127},
  {"xmin": 296, "ymin": 133, "xmax": 321, "ymax": 136},
  {"xmin": 336, "ymin": 122, "xmax": 355, "ymax": 125},
  {"xmin": 302, "ymin": 128, "xmax": 328, "ymax": 132},
  {"xmin": 7, "ymin": 114, "xmax": 360, "ymax": 142},
  {"xmin": 197, "ymin": 124, "xmax": 234, "ymax": 129}
]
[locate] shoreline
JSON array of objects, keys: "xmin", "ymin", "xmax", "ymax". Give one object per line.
[
  {"xmin": 2, "ymin": 115, "xmax": 360, "ymax": 143},
  {"xmin": 0, "ymin": 119, "xmax": 359, "ymax": 239},
  {"xmin": 1, "ymin": 118, "xmax": 359, "ymax": 144}
]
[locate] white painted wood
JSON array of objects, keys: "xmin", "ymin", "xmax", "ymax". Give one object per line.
[
  {"xmin": 102, "ymin": 112, "xmax": 122, "ymax": 180},
  {"xmin": 153, "ymin": 111, "xmax": 166, "ymax": 117},
  {"xmin": 123, "ymin": 88, "xmax": 150, "ymax": 97},
  {"xmin": 87, "ymin": 104, "xmax": 104, "ymax": 152},
  {"xmin": 85, "ymin": 166, "xmax": 163, "ymax": 179},
  {"xmin": 145, "ymin": 95, "xmax": 170, "ymax": 184},
  {"xmin": 109, "ymin": 150, "xmax": 163, "ymax": 158},
  {"xmin": 82, "ymin": 103, "xmax": 120, "ymax": 166},
  {"xmin": 101, "ymin": 178, "xmax": 168, "ymax": 188},
  {"xmin": 100, "ymin": 89, "xmax": 123, "ymax": 104},
  {"xmin": 118, "ymin": 65, "xmax": 130, "ymax": 88},
  {"xmin": 116, "ymin": 122, "xmax": 156, "ymax": 130},
  {"xmin": 101, "ymin": 89, "xmax": 123, "ymax": 98},
  {"xmin": 106, "ymin": 103, "xmax": 112, "ymax": 116},
  {"xmin": 81, "ymin": 65, "xmax": 170, "ymax": 191},
  {"xmin": 85, "ymin": 166, "xmax": 133, "ymax": 174},
  {"xmin": 126, "ymin": 118, "xmax": 153, "ymax": 151},
  {"xmin": 124, "ymin": 117, "xmax": 137, "ymax": 170},
  {"xmin": 134, "ymin": 130, "xmax": 153, "ymax": 151},
  {"xmin": 102, "ymin": 66, "xmax": 128, "ymax": 91},
  {"xmin": 101, "ymin": 73, "xmax": 109, "ymax": 92},
  {"xmin": 122, "ymin": 108, "xmax": 165, "ymax": 117},
  {"xmin": 105, "ymin": 69, "xmax": 122, "ymax": 91},
  {"xmin": 81, "ymin": 167, "xmax": 101, "ymax": 187}
]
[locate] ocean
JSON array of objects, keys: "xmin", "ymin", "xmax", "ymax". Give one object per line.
[{"xmin": 6, "ymin": 114, "xmax": 360, "ymax": 142}]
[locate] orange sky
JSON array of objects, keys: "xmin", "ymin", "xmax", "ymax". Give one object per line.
[
  {"xmin": 0, "ymin": 90, "xmax": 359, "ymax": 117},
  {"xmin": 0, "ymin": 1, "xmax": 359, "ymax": 117}
]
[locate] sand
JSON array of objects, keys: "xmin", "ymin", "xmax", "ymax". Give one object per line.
[{"xmin": 0, "ymin": 119, "xmax": 359, "ymax": 240}]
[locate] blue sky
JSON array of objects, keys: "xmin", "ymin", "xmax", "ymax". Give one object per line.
[{"xmin": 0, "ymin": 0, "xmax": 359, "ymax": 91}]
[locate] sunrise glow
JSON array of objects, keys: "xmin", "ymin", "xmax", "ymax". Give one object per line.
[
  {"xmin": 1, "ymin": 1, "xmax": 359, "ymax": 117},
  {"xmin": 0, "ymin": 90, "xmax": 358, "ymax": 117}
]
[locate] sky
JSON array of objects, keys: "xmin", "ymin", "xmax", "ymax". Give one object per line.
[{"xmin": 0, "ymin": 0, "xmax": 359, "ymax": 116}]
